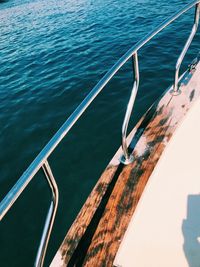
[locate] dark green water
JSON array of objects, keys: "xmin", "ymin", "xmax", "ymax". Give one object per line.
[{"xmin": 0, "ymin": 0, "xmax": 199, "ymax": 266}]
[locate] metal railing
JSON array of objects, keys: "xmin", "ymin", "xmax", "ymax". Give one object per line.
[{"xmin": 0, "ymin": 1, "xmax": 200, "ymax": 266}]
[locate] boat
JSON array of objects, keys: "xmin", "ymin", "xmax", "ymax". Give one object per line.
[{"xmin": 1, "ymin": 1, "xmax": 200, "ymax": 266}]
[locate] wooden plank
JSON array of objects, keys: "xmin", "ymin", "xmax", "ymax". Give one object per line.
[{"xmin": 50, "ymin": 62, "xmax": 200, "ymax": 267}]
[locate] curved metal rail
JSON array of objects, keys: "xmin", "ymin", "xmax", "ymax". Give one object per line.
[{"xmin": 0, "ymin": 1, "xmax": 200, "ymax": 266}]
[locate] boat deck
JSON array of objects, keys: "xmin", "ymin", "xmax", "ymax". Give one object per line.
[
  {"xmin": 51, "ymin": 61, "xmax": 200, "ymax": 267},
  {"xmin": 114, "ymin": 90, "xmax": 200, "ymax": 267}
]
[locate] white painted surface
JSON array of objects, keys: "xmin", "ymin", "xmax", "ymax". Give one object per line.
[
  {"xmin": 50, "ymin": 250, "xmax": 63, "ymax": 267},
  {"xmin": 114, "ymin": 97, "xmax": 200, "ymax": 267}
]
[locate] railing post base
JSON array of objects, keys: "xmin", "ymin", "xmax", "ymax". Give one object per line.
[
  {"xmin": 170, "ymin": 89, "xmax": 182, "ymax": 96},
  {"xmin": 120, "ymin": 154, "xmax": 134, "ymax": 165}
]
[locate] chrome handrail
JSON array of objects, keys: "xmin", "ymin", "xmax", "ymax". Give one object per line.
[
  {"xmin": 172, "ymin": 3, "xmax": 200, "ymax": 95},
  {"xmin": 35, "ymin": 161, "xmax": 59, "ymax": 267},
  {"xmin": 121, "ymin": 53, "xmax": 139, "ymax": 164},
  {"xmin": 0, "ymin": 1, "xmax": 200, "ymax": 266}
]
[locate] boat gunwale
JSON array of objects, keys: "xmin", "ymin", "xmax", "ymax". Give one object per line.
[{"xmin": 50, "ymin": 62, "xmax": 200, "ymax": 266}]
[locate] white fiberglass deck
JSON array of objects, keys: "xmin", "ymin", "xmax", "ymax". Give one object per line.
[{"xmin": 114, "ymin": 97, "xmax": 200, "ymax": 267}]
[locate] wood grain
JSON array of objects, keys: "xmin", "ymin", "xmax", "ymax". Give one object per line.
[{"xmin": 50, "ymin": 63, "xmax": 200, "ymax": 267}]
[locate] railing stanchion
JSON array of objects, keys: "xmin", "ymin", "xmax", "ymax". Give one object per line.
[
  {"xmin": 34, "ymin": 160, "xmax": 59, "ymax": 267},
  {"xmin": 171, "ymin": 2, "xmax": 200, "ymax": 95},
  {"xmin": 121, "ymin": 52, "xmax": 140, "ymax": 165}
]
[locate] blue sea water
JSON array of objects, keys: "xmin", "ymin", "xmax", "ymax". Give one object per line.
[{"xmin": 0, "ymin": 0, "xmax": 199, "ymax": 266}]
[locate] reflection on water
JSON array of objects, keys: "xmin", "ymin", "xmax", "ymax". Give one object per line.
[{"xmin": 182, "ymin": 194, "xmax": 200, "ymax": 267}]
